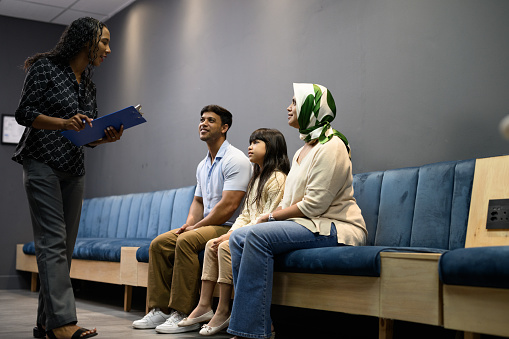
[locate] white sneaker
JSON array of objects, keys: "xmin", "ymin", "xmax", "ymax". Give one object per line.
[
  {"xmin": 155, "ymin": 310, "xmax": 200, "ymax": 333},
  {"xmin": 132, "ymin": 308, "xmax": 171, "ymax": 329}
]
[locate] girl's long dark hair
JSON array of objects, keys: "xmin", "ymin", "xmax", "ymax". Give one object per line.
[
  {"xmin": 24, "ymin": 17, "xmax": 106, "ymax": 80},
  {"xmin": 246, "ymin": 128, "xmax": 290, "ymax": 213}
]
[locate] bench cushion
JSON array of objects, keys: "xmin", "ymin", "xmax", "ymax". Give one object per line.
[
  {"xmin": 136, "ymin": 244, "xmax": 205, "ymax": 264},
  {"xmin": 72, "ymin": 238, "xmax": 152, "ymax": 262},
  {"xmin": 275, "ymin": 246, "xmax": 447, "ymax": 277},
  {"xmin": 439, "ymin": 246, "xmax": 509, "ymax": 289},
  {"xmin": 23, "ymin": 238, "xmax": 153, "ymax": 262},
  {"xmin": 136, "ymin": 244, "xmax": 150, "ymax": 262}
]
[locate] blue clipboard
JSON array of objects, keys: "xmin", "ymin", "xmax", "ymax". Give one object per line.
[{"xmin": 61, "ymin": 105, "xmax": 146, "ymax": 146}]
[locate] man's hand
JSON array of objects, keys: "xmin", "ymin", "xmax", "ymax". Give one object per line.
[
  {"xmin": 175, "ymin": 224, "xmax": 189, "ymax": 234},
  {"xmin": 175, "ymin": 223, "xmax": 197, "ymax": 234}
]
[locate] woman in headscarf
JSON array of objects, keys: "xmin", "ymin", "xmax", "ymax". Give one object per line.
[{"xmin": 227, "ymin": 83, "xmax": 367, "ymax": 339}]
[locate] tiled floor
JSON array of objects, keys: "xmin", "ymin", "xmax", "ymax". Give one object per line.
[
  {"xmin": 1, "ymin": 282, "xmax": 504, "ymax": 339},
  {"xmin": 0, "ymin": 288, "xmax": 231, "ymax": 339}
]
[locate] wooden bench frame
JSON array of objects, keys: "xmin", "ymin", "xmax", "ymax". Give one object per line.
[
  {"xmin": 440, "ymin": 155, "xmax": 509, "ymax": 339},
  {"xmin": 16, "ymin": 244, "xmax": 505, "ymax": 339},
  {"xmin": 16, "ymin": 244, "xmax": 135, "ymax": 312}
]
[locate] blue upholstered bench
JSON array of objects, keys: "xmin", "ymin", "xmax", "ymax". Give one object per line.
[
  {"xmin": 270, "ymin": 158, "xmax": 477, "ymax": 336},
  {"xmin": 126, "ymin": 159, "xmax": 477, "ymax": 329},
  {"xmin": 130, "ymin": 159, "xmax": 475, "ymax": 293},
  {"xmin": 438, "ymin": 244, "xmax": 509, "ymax": 337},
  {"xmin": 125, "ymin": 159, "xmax": 475, "ymax": 278},
  {"xmin": 22, "ymin": 186, "xmax": 195, "ymax": 261},
  {"xmin": 275, "ymin": 159, "xmax": 475, "ymax": 279},
  {"xmin": 435, "ymin": 155, "xmax": 509, "ymax": 338},
  {"xmin": 439, "ymin": 246, "xmax": 509, "ymax": 290},
  {"xmin": 17, "ymin": 156, "xmax": 508, "ymax": 337},
  {"xmin": 17, "ymin": 185, "xmax": 196, "ymax": 311},
  {"xmin": 272, "ymin": 156, "xmax": 509, "ymax": 338}
]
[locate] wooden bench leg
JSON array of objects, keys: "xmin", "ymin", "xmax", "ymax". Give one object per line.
[
  {"xmin": 463, "ymin": 332, "xmax": 480, "ymax": 339},
  {"xmin": 31, "ymin": 273, "xmax": 38, "ymax": 292},
  {"xmin": 124, "ymin": 285, "xmax": 132, "ymax": 312},
  {"xmin": 379, "ymin": 318, "xmax": 394, "ymax": 339}
]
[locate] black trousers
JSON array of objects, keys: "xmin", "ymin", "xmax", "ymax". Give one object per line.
[{"xmin": 23, "ymin": 158, "xmax": 84, "ymax": 330}]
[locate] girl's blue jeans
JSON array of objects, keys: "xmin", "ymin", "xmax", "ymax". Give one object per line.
[{"xmin": 227, "ymin": 220, "xmax": 338, "ymax": 338}]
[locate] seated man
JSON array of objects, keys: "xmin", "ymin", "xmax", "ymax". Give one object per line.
[{"xmin": 132, "ymin": 104, "xmax": 251, "ymax": 334}]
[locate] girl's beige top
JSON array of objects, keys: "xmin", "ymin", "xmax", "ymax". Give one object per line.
[{"xmin": 230, "ymin": 171, "xmax": 287, "ymax": 232}]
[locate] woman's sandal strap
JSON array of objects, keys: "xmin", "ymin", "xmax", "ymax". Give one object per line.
[
  {"xmin": 72, "ymin": 328, "xmax": 97, "ymax": 339},
  {"xmin": 45, "ymin": 328, "xmax": 97, "ymax": 339}
]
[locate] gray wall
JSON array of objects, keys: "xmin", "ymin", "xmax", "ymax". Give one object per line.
[
  {"xmin": 2, "ymin": 0, "xmax": 509, "ymax": 289},
  {"xmin": 87, "ymin": 0, "xmax": 509, "ymax": 198},
  {"xmin": 0, "ymin": 16, "xmax": 65, "ymax": 289}
]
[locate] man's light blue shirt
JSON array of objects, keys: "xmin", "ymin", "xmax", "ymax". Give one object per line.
[{"xmin": 195, "ymin": 140, "xmax": 252, "ymax": 225}]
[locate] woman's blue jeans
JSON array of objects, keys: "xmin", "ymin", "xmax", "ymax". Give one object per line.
[{"xmin": 227, "ymin": 221, "xmax": 338, "ymax": 338}]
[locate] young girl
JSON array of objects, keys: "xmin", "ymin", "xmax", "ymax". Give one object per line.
[{"xmin": 177, "ymin": 128, "xmax": 290, "ymax": 336}]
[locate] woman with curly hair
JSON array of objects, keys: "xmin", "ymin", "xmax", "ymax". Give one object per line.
[{"xmin": 12, "ymin": 17, "xmax": 120, "ymax": 339}]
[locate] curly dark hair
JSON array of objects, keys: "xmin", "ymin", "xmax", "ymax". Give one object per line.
[{"xmin": 24, "ymin": 17, "xmax": 106, "ymax": 78}]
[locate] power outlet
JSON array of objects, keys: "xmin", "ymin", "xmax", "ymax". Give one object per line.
[{"xmin": 486, "ymin": 199, "xmax": 509, "ymax": 230}]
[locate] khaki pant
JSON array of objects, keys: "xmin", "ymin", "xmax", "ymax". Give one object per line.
[
  {"xmin": 201, "ymin": 239, "xmax": 233, "ymax": 285},
  {"xmin": 147, "ymin": 225, "xmax": 230, "ymax": 314}
]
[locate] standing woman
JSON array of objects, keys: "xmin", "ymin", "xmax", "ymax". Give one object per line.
[
  {"xmin": 12, "ymin": 17, "xmax": 120, "ymax": 339},
  {"xmin": 227, "ymin": 83, "xmax": 367, "ymax": 339}
]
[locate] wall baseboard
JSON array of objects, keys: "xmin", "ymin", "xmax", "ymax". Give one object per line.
[{"xmin": 0, "ymin": 273, "xmax": 31, "ymax": 290}]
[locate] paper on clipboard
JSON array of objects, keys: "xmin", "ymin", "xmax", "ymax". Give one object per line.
[{"xmin": 61, "ymin": 105, "xmax": 146, "ymax": 146}]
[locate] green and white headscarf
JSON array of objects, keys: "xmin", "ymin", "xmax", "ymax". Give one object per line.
[{"xmin": 293, "ymin": 83, "xmax": 350, "ymax": 157}]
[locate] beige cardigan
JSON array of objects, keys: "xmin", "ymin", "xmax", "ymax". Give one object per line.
[
  {"xmin": 280, "ymin": 136, "xmax": 367, "ymax": 245},
  {"xmin": 230, "ymin": 171, "xmax": 287, "ymax": 232}
]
